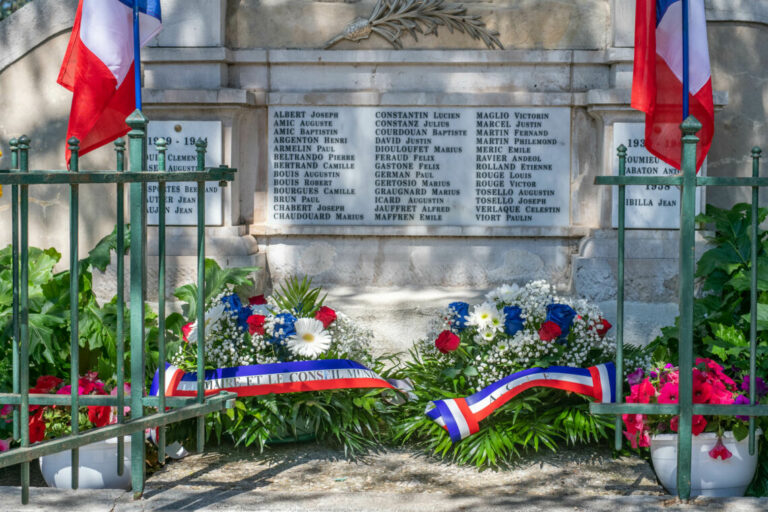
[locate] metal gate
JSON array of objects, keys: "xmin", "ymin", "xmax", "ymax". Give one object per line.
[
  {"xmin": 590, "ymin": 116, "xmax": 768, "ymax": 499},
  {"xmin": 0, "ymin": 110, "xmax": 236, "ymax": 503}
]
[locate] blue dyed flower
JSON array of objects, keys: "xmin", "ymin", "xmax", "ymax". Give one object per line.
[
  {"xmin": 271, "ymin": 313, "xmax": 297, "ymax": 344},
  {"xmin": 545, "ymin": 303, "xmax": 577, "ymax": 341},
  {"xmin": 502, "ymin": 306, "xmax": 524, "ymax": 336},
  {"xmin": 221, "ymin": 294, "xmax": 250, "ymax": 332},
  {"xmin": 448, "ymin": 301, "xmax": 470, "ymax": 331}
]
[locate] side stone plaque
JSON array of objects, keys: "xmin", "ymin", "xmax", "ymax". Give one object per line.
[
  {"xmin": 268, "ymin": 107, "xmax": 571, "ymax": 228},
  {"xmin": 146, "ymin": 121, "xmax": 223, "ymax": 226},
  {"xmin": 611, "ymin": 123, "xmax": 703, "ymax": 229}
]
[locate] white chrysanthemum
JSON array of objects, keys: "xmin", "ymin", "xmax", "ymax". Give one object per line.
[
  {"xmin": 476, "ymin": 327, "xmax": 496, "ymax": 343},
  {"xmin": 286, "ymin": 318, "xmax": 331, "ymax": 358},
  {"xmin": 468, "ymin": 302, "xmax": 499, "ymax": 330}
]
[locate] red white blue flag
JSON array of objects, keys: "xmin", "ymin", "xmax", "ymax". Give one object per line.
[
  {"xmin": 632, "ymin": 0, "xmax": 713, "ymax": 171},
  {"xmin": 426, "ymin": 364, "xmax": 616, "ymax": 443},
  {"xmin": 57, "ymin": 1, "xmax": 162, "ymax": 162},
  {"xmin": 150, "ymin": 359, "xmax": 402, "ymax": 398}
]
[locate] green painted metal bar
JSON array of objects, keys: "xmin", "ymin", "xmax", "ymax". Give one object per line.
[
  {"xmin": 596, "ymin": 175, "xmax": 768, "ymax": 187},
  {"xmin": 114, "ymin": 138, "xmax": 126, "ymax": 476},
  {"xmin": 157, "ymin": 137, "xmax": 168, "ymax": 464},
  {"xmin": 17, "ymin": 135, "xmax": 30, "ymax": 504},
  {"xmin": 126, "ymin": 110, "xmax": 148, "ymax": 497},
  {"xmin": 67, "ymin": 137, "xmax": 80, "ymax": 490},
  {"xmin": 614, "ymin": 144, "xmax": 626, "ymax": 451},
  {"xmin": 696, "ymin": 176, "xmax": 768, "ymax": 187},
  {"xmin": 749, "ymin": 147, "xmax": 761, "ymax": 456},
  {"xmin": 0, "ymin": 392, "xmax": 236, "ymax": 469},
  {"xmin": 0, "ymin": 393, "xmax": 202, "ymax": 407},
  {"xmin": 9, "ymin": 138, "xmax": 20, "ymax": 442},
  {"xmin": 592, "ymin": 402, "xmax": 768, "ymax": 416},
  {"xmin": 676, "ymin": 116, "xmax": 702, "ymax": 500},
  {"xmin": 195, "ymin": 139, "xmax": 207, "ymax": 453},
  {"xmin": 0, "ymin": 168, "xmax": 236, "ymax": 184},
  {"xmin": 590, "ymin": 403, "xmax": 681, "ymax": 415},
  {"xmin": 595, "ymin": 175, "xmax": 683, "ymax": 186}
]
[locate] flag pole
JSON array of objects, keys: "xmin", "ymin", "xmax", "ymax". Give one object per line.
[
  {"xmin": 682, "ymin": 0, "xmax": 690, "ymax": 119},
  {"xmin": 133, "ymin": 0, "xmax": 142, "ymax": 111}
]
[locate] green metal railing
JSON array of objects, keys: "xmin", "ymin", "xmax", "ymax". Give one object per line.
[
  {"xmin": 0, "ymin": 110, "xmax": 236, "ymax": 503},
  {"xmin": 590, "ymin": 116, "xmax": 768, "ymax": 499}
]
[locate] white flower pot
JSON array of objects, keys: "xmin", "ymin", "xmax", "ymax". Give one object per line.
[
  {"xmin": 39, "ymin": 437, "xmax": 131, "ymax": 490},
  {"xmin": 650, "ymin": 430, "xmax": 761, "ymax": 497}
]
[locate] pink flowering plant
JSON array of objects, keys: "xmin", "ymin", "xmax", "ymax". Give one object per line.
[{"xmin": 623, "ymin": 358, "xmax": 767, "ymax": 460}]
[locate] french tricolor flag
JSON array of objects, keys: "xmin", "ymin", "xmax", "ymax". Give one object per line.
[
  {"xmin": 57, "ymin": 1, "xmax": 162, "ymax": 163},
  {"xmin": 632, "ymin": 0, "xmax": 714, "ymax": 172}
]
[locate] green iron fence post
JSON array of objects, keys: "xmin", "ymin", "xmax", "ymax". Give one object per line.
[
  {"xmin": 115, "ymin": 139, "xmax": 126, "ymax": 475},
  {"xmin": 749, "ymin": 147, "xmax": 761, "ymax": 455},
  {"xmin": 67, "ymin": 138, "xmax": 81, "ymax": 490},
  {"xmin": 9, "ymin": 138, "xmax": 20, "ymax": 442},
  {"xmin": 126, "ymin": 110, "xmax": 148, "ymax": 497},
  {"xmin": 156, "ymin": 137, "xmax": 167, "ymax": 463},
  {"xmin": 615, "ymin": 144, "xmax": 627, "ymax": 451},
  {"xmin": 17, "ymin": 134, "xmax": 30, "ymax": 504},
  {"xmin": 195, "ymin": 139, "xmax": 207, "ymax": 453},
  {"xmin": 676, "ymin": 116, "xmax": 702, "ymax": 500}
]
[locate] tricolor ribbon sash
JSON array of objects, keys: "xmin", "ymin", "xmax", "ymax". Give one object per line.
[
  {"xmin": 426, "ymin": 363, "xmax": 616, "ymax": 443},
  {"xmin": 150, "ymin": 359, "xmax": 398, "ymax": 398}
]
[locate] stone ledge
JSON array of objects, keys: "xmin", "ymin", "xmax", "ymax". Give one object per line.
[
  {"xmin": 266, "ymin": 49, "xmax": 608, "ymax": 65},
  {"xmin": 250, "ymin": 223, "xmax": 591, "ymax": 238},
  {"xmin": 586, "ymin": 89, "xmax": 729, "ymax": 108},
  {"xmin": 143, "ymin": 88, "xmax": 262, "ymax": 106},
  {"xmin": 267, "ymin": 91, "xmax": 585, "ymax": 107}
]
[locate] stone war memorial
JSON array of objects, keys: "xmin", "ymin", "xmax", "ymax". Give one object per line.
[{"xmin": 3, "ymin": 0, "xmax": 768, "ymax": 508}]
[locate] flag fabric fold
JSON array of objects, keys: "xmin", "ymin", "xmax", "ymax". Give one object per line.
[
  {"xmin": 426, "ymin": 363, "xmax": 616, "ymax": 443},
  {"xmin": 632, "ymin": 0, "xmax": 713, "ymax": 171},
  {"xmin": 58, "ymin": 0, "xmax": 162, "ymax": 163},
  {"xmin": 149, "ymin": 359, "xmax": 403, "ymax": 398}
]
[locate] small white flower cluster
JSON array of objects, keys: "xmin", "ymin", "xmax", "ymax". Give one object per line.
[
  {"xmin": 325, "ymin": 312, "xmax": 376, "ymax": 363},
  {"xmin": 419, "ymin": 280, "xmax": 651, "ymax": 391},
  {"xmin": 171, "ymin": 290, "xmax": 376, "ymax": 369}
]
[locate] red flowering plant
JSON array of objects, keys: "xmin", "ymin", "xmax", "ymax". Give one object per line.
[
  {"xmin": 623, "ymin": 358, "xmax": 765, "ymax": 459},
  {"xmin": 24, "ymin": 372, "xmax": 128, "ymax": 443}
]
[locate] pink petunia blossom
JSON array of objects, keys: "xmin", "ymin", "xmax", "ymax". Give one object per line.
[
  {"xmin": 709, "ymin": 437, "xmax": 732, "ymax": 460},
  {"xmin": 0, "ymin": 438, "xmax": 10, "ymax": 452}
]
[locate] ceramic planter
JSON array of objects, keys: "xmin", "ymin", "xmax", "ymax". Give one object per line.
[
  {"xmin": 650, "ymin": 430, "xmax": 761, "ymax": 497},
  {"xmin": 39, "ymin": 437, "xmax": 131, "ymax": 490}
]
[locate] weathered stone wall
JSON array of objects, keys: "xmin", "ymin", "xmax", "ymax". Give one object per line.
[{"xmin": 225, "ymin": 0, "xmax": 609, "ymax": 50}]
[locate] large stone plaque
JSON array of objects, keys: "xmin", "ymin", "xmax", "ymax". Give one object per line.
[
  {"xmin": 268, "ymin": 107, "xmax": 571, "ymax": 227},
  {"xmin": 146, "ymin": 121, "xmax": 223, "ymax": 226},
  {"xmin": 611, "ymin": 123, "xmax": 703, "ymax": 229}
]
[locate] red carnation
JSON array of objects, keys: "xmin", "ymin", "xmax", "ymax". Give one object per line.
[
  {"xmin": 182, "ymin": 322, "xmax": 194, "ymax": 343},
  {"xmin": 35, "ymin": 376, "xmax": 63, "ymax": 393},
  {"xmin": 315, "ymin": 306, "xmax": 337, "ymax": 328},
  {"xmin": 247, "ymin": 314, "xmax": 267, "ymax": 335},
  {"xmin": 538, "ymin": 321, "xmax": 562, "ymax": 342},
  {"xmin": 29, "ymin": 411, "xmax": 45, "ymax": 444},
  {"xmin": 435, "ymin": 330, "xmax": 460, "ymax": 354},
  {"xmin": 88, "ymin": 406, "xmax": 112, "ymax": 428},
  {"xmin": 249, "ymin": 295, "xmax": 267, "ymax": 305}
]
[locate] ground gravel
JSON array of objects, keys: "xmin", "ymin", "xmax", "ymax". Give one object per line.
[{"xmin": 142, "ymin": 443, "xmax": 664, "ymax": 497}]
